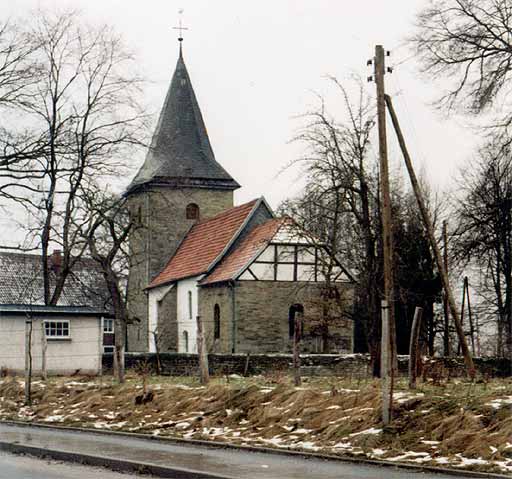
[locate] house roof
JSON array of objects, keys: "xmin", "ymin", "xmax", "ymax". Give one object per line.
[
  {"xmin": 148, "ymin": 199, "xmax": 260, "ymax": 288},
  {"xmin": 0, "ymin": 252, "xmax": 111, "ymax": 314},
  {"xmin": 200, "ymin": 218, "xmax": 287, "ymax": 286},
  {"xmin": 127, "ymin": 48, "xmax": 239, "ymax": 194}
]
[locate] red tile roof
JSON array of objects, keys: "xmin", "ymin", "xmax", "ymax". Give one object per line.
[
  {"xmin": 200, "ymin": 218, "xmax": 286, "ymax": 286},
  {"xmin": 148, "ymin": 199, "xmax": 259, "ymax": 288}
]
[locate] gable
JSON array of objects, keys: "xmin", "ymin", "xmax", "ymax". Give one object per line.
[{"xmin": 202, "ymin": 220, "xmax": 354, "ymax": 285}]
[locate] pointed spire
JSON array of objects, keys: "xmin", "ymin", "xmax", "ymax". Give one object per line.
[{"xmin": 127, "ymin": 48, "xmax": 239, "ymax": 194}]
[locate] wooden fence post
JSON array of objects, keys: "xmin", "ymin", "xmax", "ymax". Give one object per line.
[
  {"xmin": 293, "ymin": 310, "xmax": 303, "ymax": 387},
  {"xmin": 25, "ymin": 318, "xmax": 33, "ymax": 405},
  {"xmin": 408, "ymin": 307, "xmax": 423, "ymax": 389},
  {"xmin": 41, "ymin": 320, "xmax": 47, "ymax": 381},
  {"xmin": 196, "ymin": 315, "xmax": 209, "ymax": 385}
]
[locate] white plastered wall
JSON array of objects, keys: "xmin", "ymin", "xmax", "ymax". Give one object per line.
[
  {"xmin": 0, "ymin": 315, "xmax": 102, "ymax": 375},
  {"xmin": 147, "ymin": 284, "xmax": 175, "ymax": 353},
  {"xmin": 176, "ymin": 276, "xmax": 200, "ymax": 353}
]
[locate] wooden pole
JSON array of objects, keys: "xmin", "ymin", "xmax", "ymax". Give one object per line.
[
  {"xmin": 408, "ymin": 307, "xmax": 423, "ymax": 389},
  {"xmin": 293, "ymin": 309, "xmax": 303, "ymax": 387},
  {"xmin": 196, "ymin": 315, "xmax": 209, "ymax": 385},
  {"xmin": 465, "ymin": 277, "xmax": 476, "ymax": 355},
  {"xmin": 374, "ymin": 45, "xmax": 397, "ymax": 421},
  {"xmin": 381, "ymin": 300, "xmax": 392, "ymax": 424},
  {"xmin": 41, "ymin": 320, "xmax": 47, "ymax": 381},
  {"xmin": 24, "ymin": 318, "xmax": 32, "ymax": 405},
  {"xmin": 442, "ymin": 221, "xmax": 451, "ymax": 356},
  {"xmin": 459, "ymin": 277, "xmax": 467, "ymax": 356},
  {"xmin": 384, "ymin": 94, "xmax": 476, "ymax": 378}
]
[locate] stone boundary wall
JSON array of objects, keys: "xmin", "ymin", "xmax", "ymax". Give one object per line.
[{"xmin": 102, "ymin": 353, "xmax": 511, "ymax": 378}]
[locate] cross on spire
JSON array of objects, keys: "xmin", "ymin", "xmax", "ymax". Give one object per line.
[{"xmin": 173, "ymin": 9, "xmax": 188, "ymax": 43}]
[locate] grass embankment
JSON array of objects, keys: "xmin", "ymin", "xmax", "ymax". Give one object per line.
[{"xmin": 0, "ymin": 374, "xmax": 511, "ymax": 474}]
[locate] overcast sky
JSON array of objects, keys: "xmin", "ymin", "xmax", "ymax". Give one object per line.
[{"xmin": 0, "ymin": 0, "xmax": 480, "ymax": 215}]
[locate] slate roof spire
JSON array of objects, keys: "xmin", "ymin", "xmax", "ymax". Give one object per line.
[{"xmin": 127, "ymin": 44, "xmax": 239, "ymax": 194}]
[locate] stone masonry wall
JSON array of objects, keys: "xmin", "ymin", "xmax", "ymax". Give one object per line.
[
  {"xmin": 198, "ymin": 285, "xmax": 233, "ymax": 353},
  {"xmin": 234, "ymin": 281, "xmax": 353, "ymax": 354},
  {"xmin": 126, "ymin": 187, "xmax": 233, "ymax": 351},
  {"xmin": 157, "ymin": 286, "xmax": 178, "ymax": 352},
  {"xmin": 102, "ymin": 353, "xmax": 512, "ymax": 378}
]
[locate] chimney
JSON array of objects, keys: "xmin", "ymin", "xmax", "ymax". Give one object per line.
[{"xmin": 50, "ymin": 249, "xmax": 62, "ymax": 273}]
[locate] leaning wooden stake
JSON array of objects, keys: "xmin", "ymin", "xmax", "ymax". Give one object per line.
[
  {"xmin": 293, "ymin": 310, "xmax": 303, "ymax": 387},
  {"xmin": 196, "ymin": 315, "xmax": 210, "ymax": 385},
  {"xmin": 385, "ymin": 94, "xmax": 476, "ymax": 378},
  {"xmin": 442, "ymin": 221, "xmax": 451, "ymax": 356},
  {"xmin": 41, "ymin": 320, "xmax": 47, "ymax": 381},
  {"xmin": 408, "ymin": 307, "xmax": 423, "ymax": 389}
]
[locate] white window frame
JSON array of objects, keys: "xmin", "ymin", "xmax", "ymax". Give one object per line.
[
  {"xmin": 44, "ymin": 320, "xmax": 70, "ymax": 339},
  {"xmin": 103, "ymin": 318, "xmax": 114, "ymax": 333}
]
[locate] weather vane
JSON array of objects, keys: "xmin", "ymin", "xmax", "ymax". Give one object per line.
[{"xmin": 173, "ymin": 9, "xmax": 188, "ymax": 43}]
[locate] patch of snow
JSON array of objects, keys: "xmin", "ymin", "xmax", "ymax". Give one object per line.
[
  {"xmin": 349, "ymin": 427, "xmax": 382, "ymax": 437},
  {"xmin": 421, "ymin": 440, "xmax": 440, "ymax": 445},
  {"xmin": 326, "ymin": 405, "xmax": 341, "ymax": 410},
  {"xmin": 454, "ymin": 454, "xmax": 489, "ymax": 467},
  {"xmin": 43, "ymin": 415, "xmax": 65, "ymax": 422},
  {"xmin": 485, "ymin": 396, "xmax": 512, "ymax": 409},
  {"xmin": 385, "ymin": 451, "xmax": 431, "ymax": 463}
]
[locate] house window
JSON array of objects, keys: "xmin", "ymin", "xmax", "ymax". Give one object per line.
[
  {"xmin": 186, "ymin": 203, "xmax": 200, "ymax": 220},
  {"xmin": 188, "ymin": 291, "xmax": 193, "ymax": 319},
  {"xmin": 44, "ymin": 320, "xmax": 70, "ymax": 339},
  {"xmin": 288, "ymin": 304, "xmax": 304, "ymax": 339},
  {"xmin": 183, "ymin": 330, "xmax": 189, "ymax": 352},
  {"xmin": 214, "ymin": 304, "xmax": 221, "ymax": 340},
  {"xmin": 103, "ymin": 318, "xmax": 114, "ymax": 333}
]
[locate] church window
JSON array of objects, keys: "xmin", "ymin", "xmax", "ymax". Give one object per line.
[
  {"xmin": 188, "ymin": 291, "xmax": 193, "ymax": 319},
  {"xmin": 214, "ymin": 304, "xmax": 220, "ymax": 340},
  {"xmin": 182, "ymin": 330, "xmax": 189, "ymax": 353},
  {"xmin": 186, "ymin": 203, "xmax": 200, "ymax": 220}
]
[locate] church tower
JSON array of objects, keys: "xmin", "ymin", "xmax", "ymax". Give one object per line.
[{"xmin": 126, "ymin": 43, "xmax": 239, "ymax": 351}]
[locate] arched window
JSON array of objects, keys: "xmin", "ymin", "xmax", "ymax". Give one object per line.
[
  {"xmin": 182, "ymin": 330, "xmax": 189, "ymax": 353},
  {"xmin": 288, "ymin": 304, "xmax": 304, "ymax": 339},
  {"xmin": 214, "ymin": 304, "xmax": 221, "ymax": 340},
  {"xmin": 188, "ymin": 291, "xmax": 193, "ymax": 319},
  {"xmin": 186, "ymin": 203, "xmax": 200, "ymax": 220}
]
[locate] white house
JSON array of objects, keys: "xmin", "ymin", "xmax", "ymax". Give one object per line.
[{"xmin": 0, "ymin": 251, "xmax": 113, "ymax": 375}]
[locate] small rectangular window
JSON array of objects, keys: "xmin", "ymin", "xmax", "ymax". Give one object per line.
[
  {"xmin": 44, "ymin": 320, "xmax": 70, "ymax": 339},
  {"xmin": 103, "ymin": 318, "xmax": 114, "ymax": 333}
]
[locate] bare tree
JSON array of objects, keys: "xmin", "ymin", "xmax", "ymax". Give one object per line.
[
  {"xmin": 454, "ymin": 137, "xmax": 512, "ymax": 360},
  {"xmin": 0, "ymin": 10, "xmax": 147, "ymax": 307},
  {"xmin": 281, "ymin": 77, "xmax": 382, "ymax": 366},
  {"xmin": 81, "ymin": 190, "xmax": 136, "ymax": 383},
  {"xmin": 410, "ymin": 0, "xmax": 512, "ymax": 120}
]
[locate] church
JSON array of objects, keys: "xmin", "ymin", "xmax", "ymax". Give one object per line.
[{"xmin": 125, "ymin": 42, "xmax": 354, "ymax": 355}]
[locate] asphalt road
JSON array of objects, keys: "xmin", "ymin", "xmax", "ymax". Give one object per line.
[
  {"xmin": 0, "ymin": 423, "xmax": 471, "ymax": 479},
  {"xmin": 0, "ymin": 451, "xmax": 145, "ymax": 479}
]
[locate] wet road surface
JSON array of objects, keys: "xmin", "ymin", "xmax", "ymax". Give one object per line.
[
  {"xmin": 0, "ymin": 423, "xmax": 466, "ymax": 478},
  {"xmin": 0, "ymin": 451, "xmax": 144, "ymax": 479}
]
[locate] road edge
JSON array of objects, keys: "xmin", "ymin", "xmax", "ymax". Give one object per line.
[
  {"xmin": 0, "ymin": 420, "xmax": 509, "ymax": 479},
  {"xmin": 0, "ymin": 440, "xmax": 232, "ymax": 479}
]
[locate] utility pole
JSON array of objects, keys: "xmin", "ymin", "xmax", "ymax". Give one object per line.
[{"xmin": 370, "ymin": 45, "xmax": 396, "ymax": 424}]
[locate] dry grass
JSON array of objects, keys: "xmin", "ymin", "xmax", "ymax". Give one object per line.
[{"xmin": 0, "ymin": 373, "xmax": 511, "ymax": 474}]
